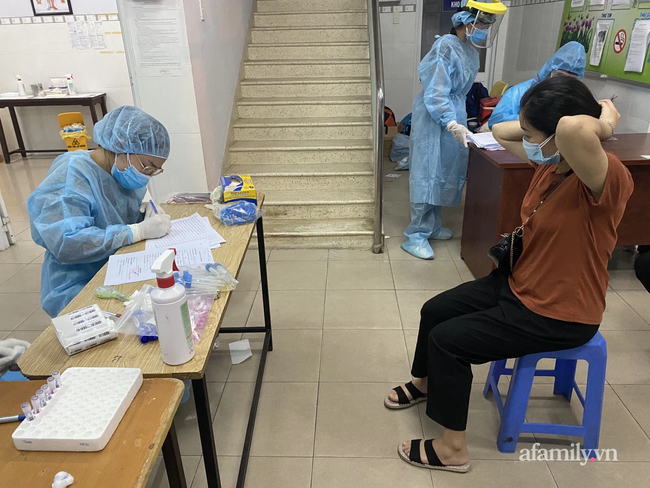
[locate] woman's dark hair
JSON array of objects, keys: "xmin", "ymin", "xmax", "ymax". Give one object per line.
[{"xmin": 520, "ymin": 77, "xmax": 601, "ymax": 136}]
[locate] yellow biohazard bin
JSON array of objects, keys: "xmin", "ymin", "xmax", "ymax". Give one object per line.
[{"xmin": 58, "ymin": 112, "xmax": 91, "ymax": 152}]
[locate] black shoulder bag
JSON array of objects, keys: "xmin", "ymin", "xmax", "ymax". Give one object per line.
[{"xmin": 488, "ymin": 170, "xmax": 574, "ymax": 275}]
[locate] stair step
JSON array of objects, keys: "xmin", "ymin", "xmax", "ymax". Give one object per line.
[
  {"xmin": 230, "ymin": 162, "xmax": 373, "ymax": 190},
  {"xmin": 248, "ymin": 42, "xmax": 369, "ymax": 60},
  {"xmin": 254, "ymin": 10, "xmax": 368, "ymax": 27},
  {"xmin": 237, "ymin": 96, "xmax": 371, "ymax": 118},
  {"xmin": 257, "ymin": 0, "xmax": 367, "ymax": 13},
  {"xmin": 263, "ymin": 189, "xmax": 375, "ymax": 220},
  {"xmin": 233, "ymin": 116, "xmax": 372, "ymax": 141},
  {"xmin": 262, "ymin": 218, "xmax": 375, "ymax": 250},
  {"xmin": 244, "ymin": 59, "xmax": 370, "ymax": 79},
  {"xmin": 240, "ymin": 77, "xmax": 371, "ymax": 98},
  {"xmin": 229, "ymin": 139, "xmax": 373, "ymax": 165},
  {"xmin": 251, "ymin": 26, "xmax": 368, "ymax": 43}
]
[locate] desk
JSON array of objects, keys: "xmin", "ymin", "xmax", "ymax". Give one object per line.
[
  {"xmin": 18, "ymin": 199, "xmax": 273, "ymax": 488},
  {"xmin": 0, "ymin": 379, "xmax": 186, "ymax": 488},
  {"xmin": 0, "ymin": 93, "xmax": 107, "ymax": 163},
  {"xmin": 461, "ymin": 133, "xmax": 650, "ymax": 279}
]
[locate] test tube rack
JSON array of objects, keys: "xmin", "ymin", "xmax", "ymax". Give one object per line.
[{"xmin": 12, "ymin": 368, "xmax": 143, "ymax": 452}]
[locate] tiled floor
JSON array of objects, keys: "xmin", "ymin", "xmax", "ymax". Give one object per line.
[{"xmin": 2, "ymin": 156, "xmax": 650, "ymax": 487}]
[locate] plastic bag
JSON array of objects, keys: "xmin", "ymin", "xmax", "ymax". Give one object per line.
[
  {"xmin": 207, "ymin": 200, "xmax": 263, "ymax": 226},
  {"xmin": 390, "ymin": 133, "xmax": 410, "ymax": 162},
  {"xmin": 395, "ymin": 156, "xmax": 409, "ymax": 171},
  {"xmin": 174, "ymin": 263, "xmax": 238, "ymax": 295},
  {"xmin": 95, "ymin": 285, "xmax": 130, "ymax": 302}
]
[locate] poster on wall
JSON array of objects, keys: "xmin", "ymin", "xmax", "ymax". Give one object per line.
[
  {"xmin": 31, "ymin": 0, "xmax": 73, "ymax": 16},
  {"xmin": 558, "ymin": 0, "xmax": 650, "ymax": 83}
]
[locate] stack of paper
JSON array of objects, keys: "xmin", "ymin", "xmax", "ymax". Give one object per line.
[
  {"xmin": 145, "ymin": 213, "xmax": 226, "ymax": 250},
  {"xmin": 467, "ymin": 132, "xmax": 505, "ymax": 151}
]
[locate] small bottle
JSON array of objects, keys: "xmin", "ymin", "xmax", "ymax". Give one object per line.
[
  {"xmin": 31, "ymin": 395, "xmax": 40, "ymax": 415},
  {"xmin": 151, "ymin": 250, "xmax": 195, "ymax": 365},
  {"xmin": 41, "ymin": 384, "xmax": 51, "ymax": 402},
  {"xmin": 36, "ymin": 389, "xmax": 47, "ymax": 409},
  {"xmin": 47, "ymin": 377, "xmax": 56, "ymax": 395},
  {"xmin": 21, "ymin": 402, "xmax": 34, "ymax": 421},
  {"xmin": 66, "ymin": 74, "xmax": 76, "ymax": 95},
  {"xmin": 52, "ymin": 371, "xmax": 61, "ymax": 388},
  {"xmin": 16, "ymin": 75, "xmax": 26, "ymax": 96}
]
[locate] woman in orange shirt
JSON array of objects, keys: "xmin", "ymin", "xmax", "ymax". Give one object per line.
[{"xmin": 386, "ymin": 77, "xmax": 633, "ymax": 473}]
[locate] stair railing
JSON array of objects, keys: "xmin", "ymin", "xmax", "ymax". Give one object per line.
[{"xmin": 368, "ymin": 0, "xmax": 385, "ymax": 253}]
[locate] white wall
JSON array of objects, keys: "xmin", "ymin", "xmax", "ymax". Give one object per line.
[
  {"xmin": 495, "ymin": 0, "xmax": 650, "ymax": 133},
  {"xmin": 0, "ymin": 16, "xmax": 132, "ymax": 155},
  {"xmin": 183, "ymin": 0, "xmax": 255, "ymax": 190}
]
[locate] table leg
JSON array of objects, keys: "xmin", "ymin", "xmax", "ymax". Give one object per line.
[
  {"xmin": 256, "ymin": 217, "xmax": 273, "ymax": 351},
  {"xmin": 192, "ymin": 376, "xmax": 221, "ymax": 488},
  {"xmin": 0, "ymin": 116, "xmax": 10, "ymax": 164},
  {"xmin": 162, "ymin": 422, "xmax": 187, "ymax": 488},
  {"xmin": 100, "ymin": 97, "xmax": 108, "ymax": 117},
  {"xmin": 8, "ymin": 107, "xmax": 26, "ymax": 158},
  {"xmin": 89, "ymin": 103, "xmax": 99, "ymax": 125}
]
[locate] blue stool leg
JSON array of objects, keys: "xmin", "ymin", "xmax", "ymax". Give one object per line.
[
  {"xmin": 582, "ymin": 349, "xmax": 607, "ymax": 458},
  {"xmin": 497, "ymin": 357, "xmax": 537, "ymax": 453},
  {"xmin": 483, "ymin": 360, "xmax": 507, "ymax": 399},
  {"xmin": 553, "ymin": 359, "xmax": 577, "ymax": 402}
]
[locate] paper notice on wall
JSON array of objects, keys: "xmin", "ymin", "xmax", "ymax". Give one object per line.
[
  {"xmin": 612, "ymin": 0, "xmax": 630, "ymax": 5},
  {"xmin": 590, "ymin": 0, "xmax": 605, "ymax": 6},
  {"xmin": 571, "ymin": 0, "xmax": 585, "ymax": 7},
  {"xmin": 590, "ymin": 20, "xmax": 613, "ymax": 66},
  {"xmin": 624, "ymin": 20, "xmax": 650, "ymax": 72},
  {"xmin": 125, "ymin": 0, "xmax": 188, "ymax": 77},
  {"xmin": 68, "ymin": 21, "xmax": 91, "ymax": 50},
  {"xmin": 88, "ymin": 21, "xmax": 106, "ymax": 49}
]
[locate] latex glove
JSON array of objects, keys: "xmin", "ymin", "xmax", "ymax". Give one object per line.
[
  {"xmin": 139, "ymin": 200, "xmax": 165, "ymax": 219},
  {"xmin": 0, "ymin": 338, "xmax": 31, "ymax": 376},
  {"xmin": 129, "ymin": 214, "xmax": 172, "ymax": 242},
  {"xmin": 446, "ymin": 120, "xmax": 471, "ymax": 148}
]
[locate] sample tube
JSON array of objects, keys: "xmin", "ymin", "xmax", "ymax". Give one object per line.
[
  {"xmin": 47, "ymin": 377, "xmax": 56, "ymax": 395},
  {"xmin": 31, "ymin": 395, "xmax": 40, "ymax": 415},
  {"xmin": 36, "ymin": 389, "xmax": 46, "ymax": 409},
  {"xmin": 41, "ymin": 384, "xmax": 51, "ymax": 402},
  {"xmin": 21, "ymin": 402, "xmax": 34, "ymax": 421},
  {"xmin": 52, "ymin": 371, "xmax": 61, "ymax": 388}
]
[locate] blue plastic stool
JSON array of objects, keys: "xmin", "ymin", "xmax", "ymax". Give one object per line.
[{"xmin": 483, "ymin": 332, "xmax": 607, "ymax": 455}]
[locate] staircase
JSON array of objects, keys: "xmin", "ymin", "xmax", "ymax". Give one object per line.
[{"xmin": 224, "ymin": 0, "xmax": 377, "ymax": 249}]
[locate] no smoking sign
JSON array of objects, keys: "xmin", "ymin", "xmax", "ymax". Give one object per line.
[{"xmin": 614, "ymin": 29, "xmax": 626, "ymax": 54}]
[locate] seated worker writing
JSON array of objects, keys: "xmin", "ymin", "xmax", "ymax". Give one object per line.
[
  {"xmin": 28, "ymin": 106, "xmax": 172, "ymax": 317},
  {"xmin": 385, "ymin": 77, "xmax": 633, "ymax": 473}
]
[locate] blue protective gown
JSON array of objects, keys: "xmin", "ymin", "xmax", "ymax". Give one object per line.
[
  {"xmin": 409, "ymin": 34, "xmax": 480, "ymax": 207},
  {"xmin": 488, "ymin": 42, "xmax": 586, "ymax": 128},
  {"xmin": 28, "ymin": 151, "xmax": 145, "ymax": 317}
]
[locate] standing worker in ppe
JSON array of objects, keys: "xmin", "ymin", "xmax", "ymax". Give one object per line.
[
  {"xmin": 28, "ymin": 106, "xmax": 173, "ymax": 317},
  {"xmin": 489, "ymin": 41, "xmax": 586, "ymax": 128},
  {"xmin": 403, "ymin": 0, "xmax": 507, "ymax": 260}
]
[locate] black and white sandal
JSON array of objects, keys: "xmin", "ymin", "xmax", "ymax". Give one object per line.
[
  {"xmin": 384, "ymin": 381, "xmax": 427, "ymax": 410},
  {"xmin": 398, "ymin": 439, "xmax": 470, "ymax": 473}
]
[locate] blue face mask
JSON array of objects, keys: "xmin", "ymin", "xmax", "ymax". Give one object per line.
[
  {"xmin": 111, "ymin": 154, "xmax": 151, "ymax": 189},
  {"xmin": 522, "ymin": 134, "xmax": 561, "ymax": 165},
  {"xmin": 468, "ymin": 28, "xmax": 488, "ymax": 44}
]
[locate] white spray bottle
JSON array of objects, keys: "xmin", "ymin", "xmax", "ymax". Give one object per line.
[
  {"xmin": 16, "ymin": 75, "xmax": 26, "ymax": 96},
  {"xmin": 151, "ymin": 249, "xmax": 195, "ymax": 365}
]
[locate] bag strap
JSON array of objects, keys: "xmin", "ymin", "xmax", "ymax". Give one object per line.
[{"xmin": 520, "ymin": 169, "xmax": 574, "ymax": 228}]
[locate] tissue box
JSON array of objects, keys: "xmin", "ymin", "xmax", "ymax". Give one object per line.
[{"xmin": 220, "ymin": 174, "xmax": 257, "ymax": 204}]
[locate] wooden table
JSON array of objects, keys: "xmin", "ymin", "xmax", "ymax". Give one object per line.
[
  {"xmin": 461, "ymin": 133, "xmax": 650, "ymax": 279},
  {"xmin": 18, "ymin": 200, "xmax": 274, "ymax": 488},
  {"xmin": 0, "ymin": 93, "xmax": 107, "ymax": 163},
  {"xmin": 0, "ymin": 379, "xmax": 186, "ymax": 488}
]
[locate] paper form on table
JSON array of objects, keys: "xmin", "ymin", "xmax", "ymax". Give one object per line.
[
  {"xmin": 104, "ymin": 240, "xmax": 214, "ymax": 286},
  {"xmin": 624, "ymin": 20, "xmax": 650, "ymax": 73},
  {"xmin": 590, "ymin": 20, "xmax": 613, "ymax": 66},
  {"xmin": 145, "ymin": 213, "xmax": 226, "ymax": 250}
]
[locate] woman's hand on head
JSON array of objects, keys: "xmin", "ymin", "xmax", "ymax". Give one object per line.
[{"xmin": 598, "ymin": 99, "xmax": 620, "ymax": 140}]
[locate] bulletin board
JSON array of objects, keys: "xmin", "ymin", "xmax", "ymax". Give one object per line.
[{"xmin": 557, "ymin": 0, "xmax": 650, "ymax": 84}]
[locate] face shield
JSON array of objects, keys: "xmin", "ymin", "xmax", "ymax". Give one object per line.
[
  {"xmin": 464, "ymin": 0, "xmax": 507, "ymax": 49},
  {"xmin": 549, "ymin": 69, "xmax": 580, "ymax": 79}
]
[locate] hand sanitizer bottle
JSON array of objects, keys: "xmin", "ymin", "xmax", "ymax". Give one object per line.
[{"xmin": 151, "ymin": 249, "xmax": 195, "ymax": 365}]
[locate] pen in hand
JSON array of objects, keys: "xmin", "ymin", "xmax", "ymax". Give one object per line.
[{"xmin": 149, "ymin": 199, "xmax": 159, "ymax": 215}]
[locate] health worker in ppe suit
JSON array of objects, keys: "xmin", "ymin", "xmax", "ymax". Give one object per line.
[
  {"xmin": 28, "ymin": 106, "xmax": 173, "ymax": 317},
  {"xmin": 402, "ymin": 0, "xmax": 507, "ymax": 260},
  {"xmin": 488, "ymin": 41, "xmax": 586, "ymax": 129}
]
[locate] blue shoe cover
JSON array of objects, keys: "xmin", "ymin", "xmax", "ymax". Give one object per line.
[
  {"xmin": 401, "ymin": 239, "xmax": 434, "ymax": 260},
  {"xmin": 181, "ymin": 379, "xmax": 191, "ymax": 404},
  {"xmin": 431, "ymin": 227, "xmax": 453, "ymax": 241}
]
